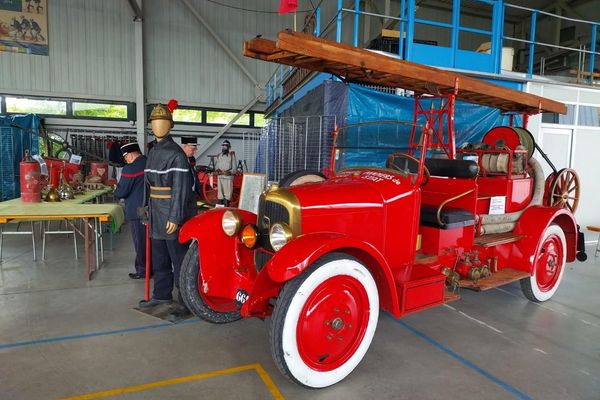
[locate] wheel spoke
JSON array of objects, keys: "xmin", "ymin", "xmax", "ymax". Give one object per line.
[
  {"xmin": 566, "ymin": 202, "xmax": 573, "ymax": 211},
  {"xmin": 566, "ymin": 173, "xmax": 574, "ymax": 188}
]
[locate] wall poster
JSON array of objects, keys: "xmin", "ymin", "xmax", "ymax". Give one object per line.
[{"xmin": 0, "ymin": 0, "xmax": 48, "ymax": 55}]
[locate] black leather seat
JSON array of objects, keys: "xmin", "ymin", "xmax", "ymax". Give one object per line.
[
  {"xmin": 420, "ymin": 204, "xmax": 475, "ymax": 229},
  {"xmin": 425, "ymin": 158, "xmax": 479, "ymax": 178}
]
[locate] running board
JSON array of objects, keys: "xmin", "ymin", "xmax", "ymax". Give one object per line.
[
  {"xmin": 459, "ymin": 268, "xmax": 530, "ymax": 291},
  {"xmin": 474, "ymin": 232, "xmax": 524, "ymax": 247}
]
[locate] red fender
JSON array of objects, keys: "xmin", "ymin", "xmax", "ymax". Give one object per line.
[
  {"xmin": 179, "ymin": 208, "xmax": 258, "ymax": 302},
  {"xmin": 265, "ymin": 232, "xmax": 401, "ymax": 317},
  {"xmin": 513, "ymin": 206, "xmax": 577, "ymax": 273}
]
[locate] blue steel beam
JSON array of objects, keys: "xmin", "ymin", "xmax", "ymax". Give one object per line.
[
  {"xmin": 528, "ymin": 11, "xmax": 537, "ymax": 78},
  {"xmin": 406, "ymin": 0, "xmax": 416, "ymax": 61},
  {"xmin": 451, "ymin": 0, "xmax": 460, "ymax": 67},
  {"xmin": 336, "ymin": 0, "xmax": 343, "ymax": 43},
  {"xmin": 590, "ymin": 24, "xmax": 597, "ymax": 80},
  {"xmin": 353, "ymin": 0, "xmax": 360, "ymax": 47}
]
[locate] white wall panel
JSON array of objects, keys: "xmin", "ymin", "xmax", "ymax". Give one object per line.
[
  {"xmin": 572, "ymin": 129, "xmax": 600, "ymax": 232},
  {"xmin": 0, "ymin": 0, "xmax": 135, "ymax": 100}
]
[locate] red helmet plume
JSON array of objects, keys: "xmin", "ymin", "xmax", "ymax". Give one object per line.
[{"xmin": 167, "ymin": 99, "xmax": 178, "ymax": 113}]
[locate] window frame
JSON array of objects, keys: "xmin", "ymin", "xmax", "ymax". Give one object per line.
[
  {"xmin": 71, "ymin": 100, "xmax": 132, "ymax": 121},
  {"xmin": 1, "ymin": 94, "xmax": 135, "ymax": 121}
]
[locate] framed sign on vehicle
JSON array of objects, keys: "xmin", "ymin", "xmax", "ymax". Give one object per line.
[{"xmin": 238, "ymin": 173, "xmax": 266, "ymax": 214}]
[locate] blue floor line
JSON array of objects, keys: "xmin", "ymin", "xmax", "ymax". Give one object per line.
[
  {"xmin": 0, "ymin": 318, "xmax": 202, "ymax": 350},
  {"xmin": 385, "ymin": 313, "xmax": 531, "ymax": 400}
]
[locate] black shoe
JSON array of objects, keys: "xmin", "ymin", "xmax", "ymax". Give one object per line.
[
  {"xmin": 129, "ymin": 273, "xmax": 145, "ymax": 280},
  {"xmin": 139, "ymin": 298, "xmax": 172, "ymax": 308}
]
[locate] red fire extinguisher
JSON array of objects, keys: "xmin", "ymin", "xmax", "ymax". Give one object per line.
[{"xmin": 20, "ymin": 150, "xmax": 41, "ymax": 203}]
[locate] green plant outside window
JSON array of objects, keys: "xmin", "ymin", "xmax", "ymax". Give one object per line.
[
  {"xmin": 173, "ymin": 109, "xmax": 203, "ymax": 123},
  {"xmin": 73, "ymin": 102, "xmax": 128, "ymax": 119},
  {"xmin": 207, "ymin": 111, "xmax": 250, "ymax": 126},
  {"xmin": 254, "ymin": 113, "xmax": 267, "ymax": 127},
  {"xmin": 6, "ymin": 97, "xmax": 67, "ymax": 115}
]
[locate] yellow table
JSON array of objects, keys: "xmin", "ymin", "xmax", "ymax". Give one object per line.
[{"xmin": 0, "ymin": 189, "xmax": 124, "ymax": 280}]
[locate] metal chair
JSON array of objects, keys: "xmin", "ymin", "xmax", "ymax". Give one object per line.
[
  {"xmin": 42, "ymin": 219, "xmax": 78, "ymax": 260},
  {"xmin": 587, "ymin": 226, "xmax": 600, "ymax": 257},
  {"xmin": 0, "ymin": 221, "xmax": 37, "ymax": 261}
]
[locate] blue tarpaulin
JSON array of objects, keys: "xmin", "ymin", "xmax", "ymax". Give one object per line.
[
  {"xmin": 347, "ymin": 84, "xmax": 519, "ymax": 146},
  {"xmin": 342, "ymin": 84, "xmax": 521, "ymax": 167},
  {"xmin": 266, "ymin": 78, "xmax": 525, "ymax": 177},
  {"xmin": 0, "ymin": 114, "xmax": 41, "ymax": 201}
]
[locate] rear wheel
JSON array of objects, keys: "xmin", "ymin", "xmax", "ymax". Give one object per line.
[
  {"xmin": 179, "ymin": 241, "xmax": 241, "ymax": 323},
  {"xmin": 270, "ymin": 254, "xmax": 379, "ymax": 388},
  {"xmin": 520, "ymin": 225, "xmax": 566, "ymax": 302}
]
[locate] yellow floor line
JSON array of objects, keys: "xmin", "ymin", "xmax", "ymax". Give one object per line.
[
  {"xmin": 254, "ymin": 364, "xmax": 286, "ymax": 400},
  {"xmin": 58, "ymin": 363, "xmax": 284, "ymax": 400}
]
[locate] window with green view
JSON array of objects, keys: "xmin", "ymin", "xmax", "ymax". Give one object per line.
[
  {"xmin": 6, "ymin": 97, "xmax": 67, "ymax": 115},
  {"xmin": 173, "ymin": 108, "xmax": 203, "ymax": 123},
  {"xmin": 72, "ymin": 102, "xmax": 128, "ymax": 119},
  {"xmin": 207, "ymin": 111, "xmax": 250, "ymax": 126}
]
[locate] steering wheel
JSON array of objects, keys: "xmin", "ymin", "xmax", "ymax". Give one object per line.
[{"xmin": 386, "ymin": 152, "xmax": 430, "ymax": 186}]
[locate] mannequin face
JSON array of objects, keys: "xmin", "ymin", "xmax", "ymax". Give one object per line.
[{"xmin": 151, "ymin": 119, "xmax": 172, "ymax": 140}]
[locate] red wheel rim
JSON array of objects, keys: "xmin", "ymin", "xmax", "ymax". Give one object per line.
[
  {"xmin": 535, "ymin": 234, "xmax": 564, "ymax": 292},
  {"xmin": 198, "ymin": 173, "xmax": 241, "ymax": 206},
  {"xmin": 296, "ymin": 275, "xmax": 370, "ymax": 371}
]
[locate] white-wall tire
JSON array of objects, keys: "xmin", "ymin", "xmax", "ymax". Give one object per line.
[
  {"xmin": 520, "ymin": 224, "xmax": 567, "ymax": 302},
  {"xmin": 270, "ymin": 253, "xmax": 379, "ymax": 388}
]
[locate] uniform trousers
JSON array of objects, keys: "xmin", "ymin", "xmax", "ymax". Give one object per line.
[
  {"xmin": 217, "ymin": 175, "xmax": 233, "ymax": 200},
  {"xmin": 129, "ymin": 219, "xmax": 147, "ymax": 276},
  {"xmin": 151, "ymin": 238, "xmax": 189, "ymax": 303}
]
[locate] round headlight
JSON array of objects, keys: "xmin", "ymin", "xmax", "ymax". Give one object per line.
[
  {"xmin": 222, "ymin": 210, "xmax": 242, "ymax": 237},
  {"xmin": 241, "ymin": 224, "xmax": 258, "ymax": 249},
  {"xmin": 269, "ymin": 222, "xmax": 293, "ymax": 251}
]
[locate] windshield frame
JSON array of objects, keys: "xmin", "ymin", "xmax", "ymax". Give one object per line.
[{"xmin": 330, "ymin": 120, "xmax": 431, "ymax": 185}]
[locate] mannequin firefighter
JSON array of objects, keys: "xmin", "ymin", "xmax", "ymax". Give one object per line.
[
  {"xmin": 180, "ymin": 136, "xmax": 202, "ymax": 197},
  {"xmin": 215, "ymin": 139, "xmax": 236, "ymax": 206},
  {"xmin": 113, "ymin": 142, "xmax": 147, "ymax": 280},
  {"xmin": 139, "ymin": 100, "xmax": 196, "ymax": 317}
]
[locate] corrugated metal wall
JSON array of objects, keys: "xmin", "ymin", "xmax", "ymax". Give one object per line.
[
  {"xmin": 144, "ymin": 0, "xmax": 296, "ymax": 109},
  {"xmin": 0, "ymin": 0, "xmax": 300, "ymax": 108},
  {"xmin": 0, "ymin": 0, "xmax": 135, "ymax": 100}
]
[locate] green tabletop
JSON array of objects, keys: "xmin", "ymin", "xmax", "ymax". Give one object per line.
[
  {"xmin": 0, "ymin": 188, "xmax": 124, "ymax": 233},
  {"xmin": 1, "ymin": 188, "xmax": 113, "ymax": 206}
]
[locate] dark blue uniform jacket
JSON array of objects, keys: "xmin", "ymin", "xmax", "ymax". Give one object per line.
[
  {"xmin": 114, "ymin": 155, "xmax": 147, "ymax": 220},
  {"xmin": 188, "ymin": 156, "xmax": 202, "ymax": 197}
]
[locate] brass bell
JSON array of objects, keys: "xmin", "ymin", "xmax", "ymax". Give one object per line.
[{"xmin": 44, "ymin": 186, "xmax": 61, "ymax": 202}]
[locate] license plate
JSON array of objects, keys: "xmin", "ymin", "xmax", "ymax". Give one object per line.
[{"xmin": 234, "ymin": 289, "xmax": 249, "ymax": 306}]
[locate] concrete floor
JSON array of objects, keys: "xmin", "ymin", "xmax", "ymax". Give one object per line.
[{"xmin": 1, "ymin": 222, "xmax": 599, "ymax": 400}]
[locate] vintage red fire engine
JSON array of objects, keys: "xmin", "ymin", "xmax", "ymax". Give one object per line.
[{"xmin": 177, "ymin": 32, "xmax": 586, "ymax": 388}]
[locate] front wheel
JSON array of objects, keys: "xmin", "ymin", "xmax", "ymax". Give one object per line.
[
  {"xmin": 179, "ymin": 241, "xmax": 241, "ymax": 323},
  {"xmin": 520, "ymin": 224, "xmax": 567, "ymax": 302},
  {"xmin": 270, "ymin": 254, "xmax": 379, "ymax": 388}
]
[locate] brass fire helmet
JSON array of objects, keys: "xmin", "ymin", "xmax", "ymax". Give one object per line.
[
  {"xmin": 149, "ymin": 104, "xmax": 173, "ymax": 126},
  {"xmin": 44, "ymin": 187, "xmax": 61, "ymax": 202},
  {"xmin": 58, "ymin": 183, "xmax": 75, "ymax": 200}
]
